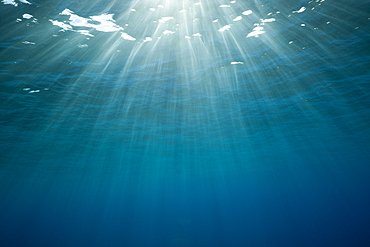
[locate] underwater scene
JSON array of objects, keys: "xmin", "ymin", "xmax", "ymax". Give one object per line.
[{"xmin": 1, "ymin": 0, "xmax": 370, "ymax": 246}]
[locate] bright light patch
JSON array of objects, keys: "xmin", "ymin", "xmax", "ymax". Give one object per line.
[
  {"xmin": 90, "ymin": 14, "xmax": 114, "ymax": 23},
  {"xmin": 121, "ymin": 32, "xmax": 136, "ymax": 41},
  {"xmin": 219, "ymin": 25, "xmax": 231, "ymax": 32},
  {"xmin": 29, "ymin": 90, "xmax": 40, "ymax": 93},
  {"xmin": 49, "ymin": 20, "xmax": 73, "ymax": 31},
  {"xmin": 52, "ymin": 9, "xmax": 123, "ymax": 36},
  {"xmin": 261, "ymin": 18, "xmax": 275, "ymax": 23},
  {"xmin": 159, "ymin": 17, "xmax": 174, "ymax": 23},
  {"xmin": 77, "ymin": 30, "xmax": 94, "ymax": 37},
  {"xmin": 90, "ymin": 14, "xmax": 123, "ymax": 32},
  {"xmin": 23, "ymin": 13, "xmax": 33, "ymax": 19},
  {"xmin": 293, "ymin": 7, "xmax": 306, "ymax": 13},
  {"xmin": 144, "ymin": 37, "xmax": 152, "ymax": 42},
  {"xmin": 242, "ymin": 10, "xmax": 252, "ymax": 15},
  {"xmin": 233, "ymin": 16, "xmax": 242, "ymax": 21},
  {"xmin": 61, "ymin": 9, "xmax": 74, "ymax": 15},
  {"xmin": 163, "ymin": 30, "xmax": 175, "ymax": 35},
  {"xmin": 22, "ymin": 41, "xmax": 35, "ymax": 45},
  {"xmin": 3, "ymin": 0, "xmax": 17, "ymax": 6},
  {"xmin": 68, "ymin": 15, "xmax": 90, "ymax": 27},
  {"xmin": 247, "ymin": 26, "xmax": 265, "ymax": 37},
  {"xmin": 2, "ymin": 0, "xmax": 31, "ymax": 6}
]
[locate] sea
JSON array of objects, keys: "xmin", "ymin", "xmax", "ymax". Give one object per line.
[{"xmin": 1, "ymin": 0, "xmax": 370, "ymax": 246}]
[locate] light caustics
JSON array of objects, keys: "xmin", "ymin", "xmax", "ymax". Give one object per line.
[
  {"xmin": 44, "ymin": 0, "xmax": 282, "ymax": 74},
  {"xmin": 5, "ymin": 0, "xmax": 335, "ymax": 89},
  {"xmin": 3, "ymin": 0, "xmax": 364, "ymax": 172},
  {"xmin": 40, "ymin": 0, "xmax": 334, "ymax": 80},
  {"xmin": 3, "ymin": 0, "xmax": 336, "ymax": 135},
  {"xmin": 48, "ymin": 1, "xmax": 272, "ymax": 40},
  {"xmin": 2, "ymin": 0, "xmax": 342, "ymax": 110}
]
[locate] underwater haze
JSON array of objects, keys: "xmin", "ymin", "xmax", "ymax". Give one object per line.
[{"xmin": 1, "ymin": 0, "xmax": 370, "ymax": 246}]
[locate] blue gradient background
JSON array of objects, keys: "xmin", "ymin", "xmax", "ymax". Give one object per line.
[{"xmin": 1, "ymin": 0, "xmax": 370, "ymax": 246}]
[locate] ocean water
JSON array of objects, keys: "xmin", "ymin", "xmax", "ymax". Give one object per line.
[{"xmin": 1, "ymin": 0, "xmax": 370, "ymax": 246}]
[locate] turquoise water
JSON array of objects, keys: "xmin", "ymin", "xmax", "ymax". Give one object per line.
[{"xmin": 1, "ymin": 0, "xmax": 370, "ymax": 246}]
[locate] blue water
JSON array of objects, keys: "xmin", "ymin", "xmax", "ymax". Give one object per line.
[{"xmin": 1, "ymin": 0, "xmax": 370, "ymax": 246}]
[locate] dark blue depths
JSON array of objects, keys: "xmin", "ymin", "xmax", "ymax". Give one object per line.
[{"xmin": 1, "ymin": 0, "xmax": 370, "ymax": 246}]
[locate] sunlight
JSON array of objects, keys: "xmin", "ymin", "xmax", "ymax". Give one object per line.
[{"xmin": 2, "ymin": 0, "xmax": 358, "ymax": 169}]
